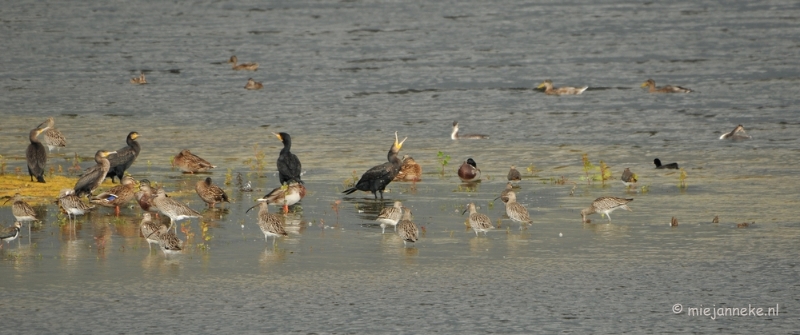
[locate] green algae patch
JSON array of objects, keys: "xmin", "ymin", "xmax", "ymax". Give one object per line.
[{"xmin": 0, "ymin": 174, "xmax": 82, "ymax": 206}]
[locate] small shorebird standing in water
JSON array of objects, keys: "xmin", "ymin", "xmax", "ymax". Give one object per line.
[
  {"xmin": 507, "ymin": 165, "xmax": 522, "ymax": 182},
  {"xmin": 376, "ymin": 201, "xmax": 403, "ymax": 234},
  {"xmin": 56, "ymin": 189, "xmax": 95, "ymax": 225},
  {"xmin": 0, "ymin": 222, "xmax": 22, "ymax": 248},
  {"xmin": 581, "ymin": 197, "xmax": 634, "ymax": 223},
  {"xmin": 621, "ymin": 168, "xmax": 638, "ymax": 188},
  {"xmin": 152, "ymin": 188, "xmax": 201, "ymax": 231},
  {"xmin": 494, "ymin": 182, "xmax": 514, "ymax": 204},
  {"xmin": 247, "ymin": 200, "xmax": 288, "ymax": 246},
  {"xmin": 4, "ymin": 193, "xmax": 39, "ymax": 237},
  {"xmin": 140, "ymin": 213, "xmax": 164, "ymax": 251},
  {"xmin": 463, "ymin": 202, "xmax": 494, "ymax": 236},
  {"xmin": 397, "ymin": 207, "xmax": 419, "ymax": 247},
  {"xmin": 451, "ymin": 121, "xmax": 488, "ymax": 140},
  {"xmin": 504, "ymin": 191, "xmax": 532, "ymax": 228}
]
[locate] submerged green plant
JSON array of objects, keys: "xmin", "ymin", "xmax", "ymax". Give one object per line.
[{"xmin": 581, "ymin": 153, "xmax": 595, "ymax": 185}]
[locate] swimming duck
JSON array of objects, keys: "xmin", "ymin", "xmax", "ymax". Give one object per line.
[
  {"xmin": 195, "ymin": 177, "xmax": 229, "ymax": 209},
  {"xmin": 74, "ymin": 150, "xmax": 118, "ymax": 197},
  {"xmin": 653, "ymin": 158, "xmax": 679, "ymax": 169},
  {"xmin": 106, "ymin": 132, "xmax": 141, "ymax": 183},
  {"xmin": 26, "ymin": 127, "xmax": 48, "ymax": 183},
  {"xmin": 641, "ymin": 79, "xmax": 692, "ymax": 93},
  {"xmin": 90, "ymin": 175, "xmax": 137, "ymax": 216},
  {"xmin": 342, "ymin": 132, "xmax": 407, "ymax": 199},
  {"xmin": 37, "ymin": 117, "xmax": 66, "ymax": 152},
  {"xmin": 536, "ymin": 79, "xmax": 588, "ymax": 95},
  {"xmin": 130, "ymin": 72, "xmax": 147, "ymax": 85},
  {"xmin": 229, "ymin": 55, "xmax": 259, "ymax": 71},
  {"xmin": 457, "ymin": 158, "xmax": 481, "ymax": 182},
  {"xmin": 244, "ymin": 78, "xmax": 263, "ymax": 90},
  {"xmin": 580, "ymin": 197, "xmax": 634, "ymax": 223},
  {"xmin": 719, "ymin": 124, "xmax": 752, "ymax": 140},
  {"xmin": 172, "ymin": 149, "xmax": 216, "ymax": 173},
  {"xmin": 274, "ymin": 132, "xmax": 303, "ymax": 185},
  {"xmin": 670, "ymin": 217, "xmax": 679, "ymax": 227},
  {"xmin": 394, "ymin": 155, "xmax": 421, "ymax": 182},
  {"xmin": 451, "ymin": 121, "xmax": 489, "ymax": 140}
]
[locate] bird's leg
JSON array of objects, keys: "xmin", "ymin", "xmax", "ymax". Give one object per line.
[{"xmin": 114, "ymin": 206, "xmax": 120, "ymax": 217}]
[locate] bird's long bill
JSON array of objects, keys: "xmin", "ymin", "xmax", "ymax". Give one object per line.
[
  {"xmin": 394, "ymin": 132, "xmax": 407, "ymax": 150},
  {"xmin": 272, "ymin": 132, "xmax": 283, "ymax": 141},
  {"xmin": 461, "ymin": 208, "xmax": 469, "ymax": 215},
  {"xmin": 245, "ymin": 203, "xmax": 260, "ymax": 213}
]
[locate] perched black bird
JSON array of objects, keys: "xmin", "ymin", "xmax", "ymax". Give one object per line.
[
  {"xmin": 273, "ymin": 132, "xmax": 302, "ymax": 185},
  {"xmin": 342, "ymin": 132, "xmax": 407, "ymax": 199},
  {"xmin": 653, "ymin": 158, "xmax": 679, "ymax": 169},
  {"xmin": 74, "ymin": 150, "xmax": 117, "ymax": 197},
  {"xmin": 106, "ymin": 132, "xmax": 140, "ymax": 183},
  {"xmin": 26, "ymin": 127, "xmax": 48, "ymax": 183}
]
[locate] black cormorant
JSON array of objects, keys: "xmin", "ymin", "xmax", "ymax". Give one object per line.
[
  {"xmin": 274, "ymin": 132, "xmax": 302, "ymax": 185},
  {"xmin": 106, "ymin": 132, "xmax": 140, "ymax": 183},
  {"xmin": 26, "ymin": 127, "xmax": 48, "ymax": 183},
  {"xmin": 342, "ymin": 132, "xmax": 406, "ymax": 199}
]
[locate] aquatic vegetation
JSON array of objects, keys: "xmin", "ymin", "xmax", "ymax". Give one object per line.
[
  {"xmin": 342, "ymin": 170, "xmax": 359, "ymax": 189},
  {"xmin": 581, "ymin": 153, "xmax": 595, "ymax": 185},
  {"xmin": 243, "ymin": 143, "xmax": 267, "ymax": 174},
  {"xmin": 0, "ymin": 174, "xmax": 81, "ymax": 205},
  {"xmin": 597, "ymin": 161, "xmax": 612, "ymax": 186},
  {"xmin": 437, "ymin": 151, "xmax": 451, "ymax": 176},
  {"xmin": 225, "ymin": 168, "xmax": 233, "ymax": 186},
  {"xmin": 0, "ymin": 155, "xmax": 6, "ymax": 175},
  {"xmin": 526, "ymin": 163, "xmax": 538, "ymax": 175},
  {"xmin": 678, "ymin": 168, "xmax": 688, "ymax": 189}
]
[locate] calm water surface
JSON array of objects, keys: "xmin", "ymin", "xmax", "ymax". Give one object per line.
[{"xmin": 2, "ymin": 0, "xmax": 800, "ymax": 333}]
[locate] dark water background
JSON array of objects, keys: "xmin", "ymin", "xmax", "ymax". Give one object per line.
[{"xmin": 1, "ymin": 0, "xmax": 799, "ymax": 333}]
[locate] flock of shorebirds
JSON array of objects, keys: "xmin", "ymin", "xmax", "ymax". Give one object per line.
[{"xmin": 1, "ymin": 70, "xmax": 756, "ymax": 254}]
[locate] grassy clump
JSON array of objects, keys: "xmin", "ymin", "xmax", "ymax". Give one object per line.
[{"xmin": 0, "ymin": 174, "xmax": 81, "ymax": 206}]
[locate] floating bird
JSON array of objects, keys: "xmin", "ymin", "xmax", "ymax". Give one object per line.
[
  {"xmin": 151, "ymin": 188, "xmax": 201, "ymax": 230},
  {"xmin": 135, "ymin": 179, "xmax": 159, "ymax": 216},
  {"xmin": 260, "ymin": 182, "xmax": 306, "ymax": 213},
  {"xmin": 712, "ymin": 215, "xmax": 719, "ymax": 224},
  {"xmin": 394, "ymin": 155, "xmax": 421, "ymax": 182},
  {"xmin": 507, "ymin": 165, "xmax": 522, "ymax": 182},
  {"xmin": 229, "ymin": 55, "xmax": 259, "ymax": 71},
  {"xmin": 90, "ymin": 175, "xmax": 137, "ymax": 216},
  {"xmin": 244, "ymin": 78, "xmax": 263, "ymax": 90},
  {"xmin": 157, "ymin": 225, "xmax": 182, "ymax": 257},
  {"xmin": 397, "ymin": 207, "xmax": 419, "ymax": 247},
  {"xmin": 172, "ymin": 149, "xmax": 216, "ymax": 174},
  {"xmin": 671, "ymin": 217, "xmax": 679, "ymax": 227},
  {"xmin": 621, "ymin": 168, "xmax": 638, "ymax": 187},
  {"xmin": 737, "ymin": 222, "xmax": 753, "ymax": 228},
  {"xmin": 342, "ymin": 132, "xmax": 407, "ymax": 199},
  {"xmin": 505, "ymin": 191, "xmax": 532, "ymax": 227},
  {"xmin": 130, "ymin": 72, "xmax": 147, "ymax": 84},
  {"xmin": 494, "ymin": 182, "xmax": 514, "ymax": 203},
  {"xmin": 139, "ymin": 213, "xmax": 163, "ymax": 251},
  {"xmin": 0, "ymin": 222, "xmax": 22, "ymax": 248},
  {"xmin": 273, "ymin": 132, "xmax": 302, "ymax": 185},
  {"xmin": 536, "ymin": 79, "xmax": 588, "ymax": 95},
  {"xmin": 73, "ymin": 150, "xmax": 117, "ymax": 197},
  {"xmin": 641, "ymin": 79, "xmax": 692, "ymax": 93},
  {"xmin": 376, "ymin": 201, "xmax": 403, "ymax": 234},
  {"xmin": 581, "ymin": 197, "xmax": 634, "ymax": 223},
  {"xmin": 56, "ymin": 189, "xmax": 95, "ymax": 224},
  {"xmin": 106, "ymin": 132, "xmax": 140, "ymax": 183},
  {"xmin": 37, "ymin": 117, "xmax": 66, "ymax": 152},
  {"xmin": 195, "ymin": 177, "xmax": 229, "ymax": 209},
  {"xmin": 457, "ymin": 158, "xmax": 481, "ymax": 182},
  {"xmin": 246, "ymin": 200, "xmax": 287, "ymax": 246},
  {"xmin": 653, "ymin": 158, "xmax": 679, "ymax": 169},
  {"xmin": 451, "ymin": 121, "xmax": 488, "ymax": 140},
  {"xmin": 463, "ymin": 202, "xmax": 494, "ymax": 236},
  {"xmin": 26, "ymin": 127, "xmax": 48, "ymax": 183},
  {"xmin": 719, "ymin": 124, "xmax": 752, "ymax": 140}
]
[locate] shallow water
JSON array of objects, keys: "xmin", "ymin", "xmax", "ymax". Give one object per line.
[{"xmin": 2, "ymin": 0, "xmax": 800, "ymax": 333}]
